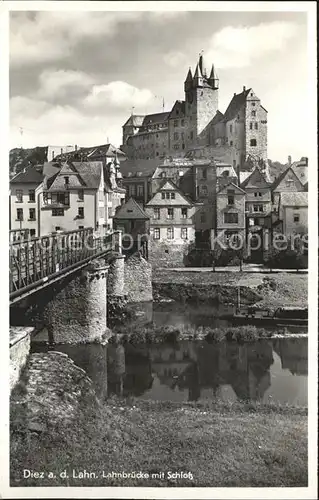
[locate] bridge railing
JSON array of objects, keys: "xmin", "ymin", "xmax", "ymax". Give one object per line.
[{"xmin": 9, "ymin": 228, "xmax": 121, "ymax": 299}]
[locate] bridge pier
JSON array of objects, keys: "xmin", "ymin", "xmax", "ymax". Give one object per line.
[
  {"xmin": 107, "ymin": 255, "xmax": 127, "ymax": 321},
  {"xmin": 42, "ymin": 259, "xmax": 109, "ymax": 344}
]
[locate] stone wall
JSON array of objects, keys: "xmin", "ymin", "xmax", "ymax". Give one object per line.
[
  {"xmin": 148, "ymin": 240, "xmax": 190, "ymax": 268},
  {"xmin": 124, "ymin": 252, "xmax": 153, "ymax": 302},
  {"xmin": 10, "ymin": 327, "xmax": 33, "ymax": 392},
  {"xmin": 42, "ymin": 259, "xmax": 108, "ymax": 344},
  {"xmin": 11, "ymin": 351, "xmax": 97, "ymax": 434}
]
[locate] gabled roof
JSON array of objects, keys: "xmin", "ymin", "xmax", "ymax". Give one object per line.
[
  {"xmin": 216, "ymin": 165, "xmax": 237, "ymax": 178},
  {"xmin": 271, "ymin": 166, "xmax": 305, "ymax": 191},
  {"xmin": 10, "ymin": 164, "xmax": 44, "ymax": 184},
  {"xmin": 291, "ymin": 163, "xmax": 308, "ymax": 185},
  {"xmin": 168, "ymin": 100, "xmax": 185, "ymax": 120},
  {"xmin": 211, "ymin": 110, "xmax": 224, "ymax": 125},
  {"xmin": 223, "ymin": 88, "xmax": 251, "ymax": 121},
  {"xmin": 142, "ymin": 112, "xmax": 170, "ymax": 127},
  {"xmin": 114, "ymin": 197, "xmax": 149, "ymax": 220},
  {"xmin": 241, "ymin": 167, "xmax": 270, "ymax": 189},
  {"xmin": 280, "ymin": 192, "xmax": 308, "ymax": 207},
  {"xmin": 146, "ymin": 179, "xmax": 193, "ymax": 206},
  {"xmin": 120, "ymin": 159, "xmax": 159, "ymax": 177},
  {"xmin": 47, "ymin": 161, "xmax": 103, "ymax": 191},
  {"xmin": 123, "ymin": 114, "xmax": 145, "ymax": 128},
  {"xmin": 217, "ymin": 182, "xmax": 245, "ymax": 195}
]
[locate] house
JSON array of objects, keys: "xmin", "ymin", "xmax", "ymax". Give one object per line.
[
  {"xmin": 215, "ymin": 182, "xmax": 246, "ymax": 247},
  {"xmin": 9, "ymin": 164, "xmax": 44, "ymax": 238},
  {"xmin": 241, "ymin": 167, "xmax": 272, "ymax": 230},
  {"xmin": 113, "ymin": 197, "xmax": 150, "ymax": 240},
  {"xmin": 271, "ymin": 166, "xmax": 306, "ymax": 208},
  {"xmin": 144, "ymin": 180, "xmax": 197, "ymax": 266},
  {"xmin": 40, "ymin": 160, "xmax": 125, "ymax": 236},
  {"xmin": 278, "ymin": 192, "xmax": 308, "ymax": 236}
]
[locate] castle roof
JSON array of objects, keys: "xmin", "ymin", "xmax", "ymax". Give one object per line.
[
  {"xmin": 223, "ymin": 88, "xmax": 251, "ymax": 121},
  {"xmin": 211, "ymin": 110, "xmax": 224, "ymax": 125},
  {"xmin": 113, "ymin": 197, "xmax": 149, "ymax": 220},
  {"xmin": 120, "ymin": 158, "xmax": 159, "ymax": 177},
  {"xmin": 142, "ymin": 112, "xmax": 170, "ymax": 127},
  {"xmin": 168, "ymin": 100, "xmax": 185, "ymax": 119},
  {"xmin": 123, "ymin": 114, "xmax": 145, "ymax": 128}
]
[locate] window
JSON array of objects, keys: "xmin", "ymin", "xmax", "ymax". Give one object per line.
[
  {"xmin": 137, "ymin": 185, "xmax": 144, "ymax": 197},
  {"xmin": 129, "ymin": 184, "xmax": 136, "ymax": 196},
  {"xmin": 52, "ymin": 208, "xmax": 64, "ymax": 216},
  {"xmin": 190, "ymin": 131, "xmax": 194, "ymax": 140},
  {"xmin": 154, "ymin": 208, "xmax": 160, "ymax": 219},
  {"xmin": 166, "ymin": 192, "xmax": 170, "ymax": 199},
  {"xmin": 250, "ymin": 122, "xmax": 253, "ymax": 130},
  {"xmin": 223, "ymin": 170, "xmax": 229, "ymax": 177},
  {"xmin": 181, "ymin": 208, "xmax": 188, "ymax": 219},
  {"xmin": 78, "ymin": 189, "xmax": 84, "ymax": 201},
  {"xmin": 254, "ymin": 192, "xmax": 262, "ymax": 197},
  {"xmin": 15, "ymin": 190, "xmax": 23, "ymax": 202},
  {"xmin": 174, "ymin": 120, "xmax": 178, "ymax": 127},
  {"xmin": 253, "ymin": 204, "xmax": 263, "ymax": 212},
  {"xmin": 167, "ymin": 227, "xmax": 174, "ymax": 239},
  {"xmin": 230, "ymin": 141, "xmax": 233, "ymax": 146},
  {"xmin": 182, "ymin": 144, "xmax": 185, "ymax": 149},
  {"xmin": 160, "ymin": 172, "xmax": 166, "ymax": 178},
  {"xmin": 201, "ymin": 185, "xmax": 208, "ymax": 194},
  {"xmin": 29, "ymin": 208, "xmax": 36, "ymax": 221},
  {"xmin": 224, "ymin": 213, "xmax": 238, "ymax": 224},
  {"xmin": 154, "ymin": 228, "xmax": 160, "ymax": 240},
  {"xmin": 174, "ymin": 132, "xmax": 179, "ymax": 140},
  {"xmin": 161, "ymin": 193, "xmax": 165, "ymax": 199},
  {"xmin": 255, "ymin": 122, "xmax": 258, "ymax": 130},
  {"xmin": 252, "ymin": 102, "xmax": 256, "ymax": 106},
  {"xmin": 16, "ymin": 208, "xmax": 23, "ymax": 221},
  {"xmin": 200, "ymin": 213, "xmax": 206, "ymax": 223},
  {"xmin": 202, "ymin": 168, "xmax": 207, "ymax": 180},
  {"xmin": 78, "ymin": 207, "xmax": 84, "ymax": 218},
  {"xmin": 294, "ymin": 214, "xmax": 300, "ymax": 222},
  {"xmin": 28, "ymin": 190, "xmax": 35, "ymax": 202},
  {"xmin": 171, "ymin": 192, "xmax": 175, "ymax": 199},
  {"xmin": 181, "ymin": 228, "xmax": 188, "ymax": 240},
  {"xmin": 230, "ymin": 124, "xmax": 233, "ymax": 134},
  {"xmin": 173, "ymin": 144, "xmax": 180, "ymax": 150},
  {"xmin": 64, "ymin": 176, "xmax": 69, "ymax": 185},
  {"xmin": 30, "ymin": 229, "xmax": 36, "ymax": 238},
  {"xmin": 227, "ymin": 195, "xmax": 235, "ymax": 205},
  {"xmin": 250, "ymin": 139, "xmax": 257, "ymax": 146},
  {"xmin": 252, "ymin": 110, "xmax": 256, "ymax": 116},
  {"xmin": 79, "ymin": 226, "xmax": 84, "ymax": 229},
  {"xmin": 167, "ymin": 208, "xmax": 174, "ymax": 219},
  {"xmin": 181, "ymin": 119, "xmax": 185, "ymax": 126},
  {"xmin": 55, "ymin": 226, "xmax": 61, "ymax": 231}
]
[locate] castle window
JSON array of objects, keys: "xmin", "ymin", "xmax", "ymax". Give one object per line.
[
  {"xmin": 250, "ymin": 139, "xmax": 257, "ymax": 146},
  {"xmin": 182, "ymin": 144, "xmax": 185, "ymax": 149},
  {"xmin": 250, "ymin": 122, "xmax": 253, "ymax": 130},
  {"xmin": 156, "ymin": 152, "xmax": 159, "ymax": 156},
  {"xmin": 255, "ymin": 122, "xmax": 258, "ymax": 130},
  {"xmin": 252, "ymin": 110, "xmax": 256, "ymax": 117},
  {"xmin": 230, "ymin": 141, "xmax": 233, "ymax": 146}
]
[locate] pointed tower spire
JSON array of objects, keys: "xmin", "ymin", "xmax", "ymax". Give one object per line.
[
  {"xmin": 199, "ymin": 53, "xmax": 207, "ymax": 77},
  {"xmin": 193, "ymin": 63, "xmax": 200, "ymax": 79},
  {"xmin": 184, "ymin": 67, "xmax": 193, "ymax": 92},
  {"xmin": 208, "ymin": 63, "xmax": 219, "ymax": 89}
]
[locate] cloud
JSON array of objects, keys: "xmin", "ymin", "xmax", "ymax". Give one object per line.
[
  {"xmin": 84, "ymin": 81, "xmax": 154, "ymax": 110},
  {"xmin": 163, "ymin": 51, "xmax": 188, "ymax": 68},
  {"xmin": 37, "ymin": 69, "xmax": 94, "ymax": 100},
  {"xmin": 206, "ymin": 21, "xmax": 300, "ymax": 69}
]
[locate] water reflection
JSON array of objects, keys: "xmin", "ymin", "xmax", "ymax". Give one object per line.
[{"xmin": 33, "ymin": 338, "xmax": 307, "ymax": 405}]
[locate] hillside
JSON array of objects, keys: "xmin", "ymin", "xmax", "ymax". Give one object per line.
[{"xmin": 9, "ymin": 147, "xmax": 48, "ymax": 178}]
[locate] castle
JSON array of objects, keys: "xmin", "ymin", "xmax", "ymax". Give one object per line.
[{"xmin": 121, "ymin": 54, "xmax": 268, "ymax": 173}]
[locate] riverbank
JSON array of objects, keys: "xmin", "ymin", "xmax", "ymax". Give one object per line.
[
  {"xmin": 153, "ymin": 270, "xmax": 308, "ymax": 310},
  {"xmin": 10, "ymin": 397, "xmax": 307, "ymax": 487}
]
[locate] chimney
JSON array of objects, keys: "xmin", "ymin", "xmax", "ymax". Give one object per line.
[
  {"xmin": 243, "ymin": 86, "xmax": 246, "ymax": 92},
  {"xmin": 234, "ymin": 93, "xmax": 236, "ymax": 96},
  {"xmin": 75, "ymin": 144, "xmax": 78, "ymax": 151},
  {"xmin": 288, "ymin": 155, "xmax": 292, "ymax": 166}
]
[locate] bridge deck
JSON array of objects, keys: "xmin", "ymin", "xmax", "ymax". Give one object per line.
[{"xmin": 9, "ymin": 228, "xmax": 121, "ymax": 304}]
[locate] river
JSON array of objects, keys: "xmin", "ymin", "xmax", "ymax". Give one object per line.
[{"xmin": 32, "ymin": 301, "xmax": 308, "ymax": 406}]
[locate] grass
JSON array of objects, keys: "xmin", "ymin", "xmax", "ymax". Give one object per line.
[
  {"xmin": 10, "ymin": 398, "xmax": 307, "ymax": 487},
  {"xmin": 107, "ymin": 324, "xmax": 301, "ymax": 345},
  {"xmin": 153, "ymin": 270, "xmax": 308, "ymax": 310}
]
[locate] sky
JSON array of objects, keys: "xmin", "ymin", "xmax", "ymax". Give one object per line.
[{"xmin": 9, "ymin": 9, "xmax": 309, "ymax": 163}]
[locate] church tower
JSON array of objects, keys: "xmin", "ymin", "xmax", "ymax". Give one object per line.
[{"xmin": 184, "ymin": 54, "xmax": 219, "ymax": 149}]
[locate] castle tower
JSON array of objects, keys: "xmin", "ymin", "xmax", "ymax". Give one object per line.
[{"xmin": 184, "ymin": 54, "xmax": 219, "ymax": 149}]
